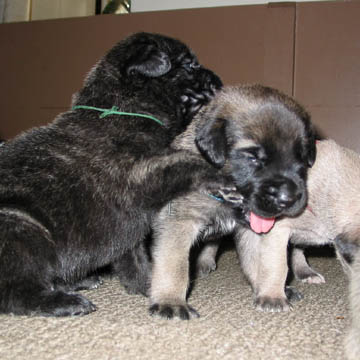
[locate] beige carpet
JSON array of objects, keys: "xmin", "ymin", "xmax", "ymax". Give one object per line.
[{"xmin": 0, "ymin": 249, "xmax": 349, "ymax": 360}]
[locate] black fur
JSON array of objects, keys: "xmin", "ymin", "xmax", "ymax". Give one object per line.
[
  {"xmin": 195, "ymin": 117, "xmax": 228, "ymax": 168},
  {"xmin": 0, "ymin": 32, "xmax": 224, "ymax": 316}
]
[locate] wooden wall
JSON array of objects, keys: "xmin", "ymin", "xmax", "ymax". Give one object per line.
[{"xmin": 0, "ymin": 1, "xmax": 359, "ymax": 151}]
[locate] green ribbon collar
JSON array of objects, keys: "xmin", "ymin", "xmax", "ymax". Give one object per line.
[{"xmin": 72, "ymin": 105, "xmax": 164, "ymax": 126}]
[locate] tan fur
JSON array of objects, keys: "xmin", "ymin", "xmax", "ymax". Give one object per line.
[
  {"xmin": 237, "ymin": 139, "xmax": 360, "ymax": 358},
  {"xmin": 151, "ymin": 193, "xmax": 215, "ymax": 305},
  {"xmin": 149, "ymin": 84, "xmax": 314, "ymax": 319},
  {"xmin": 150, "ymin": 191, "xmax": 238, "ymax": 318}
]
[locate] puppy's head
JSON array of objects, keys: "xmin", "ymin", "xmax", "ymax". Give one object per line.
[
  {"xmin": 73, "ymin": 32, "xmax": 222, "ymax": 132},
  {"xmin": 195, "ymin": 84, "xmax": 316, "ymax": 223}
]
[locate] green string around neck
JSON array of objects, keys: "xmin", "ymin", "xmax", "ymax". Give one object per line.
[{"xmin": 72, "ymin": 105, "xmax": 164, "ymax": 126}]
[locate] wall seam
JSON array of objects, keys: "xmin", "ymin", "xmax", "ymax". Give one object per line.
[{"xmin": 291, "ymin": 3, "xmax": 298, "ymax": 97}]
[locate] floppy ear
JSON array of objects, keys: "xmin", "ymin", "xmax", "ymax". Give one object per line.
[
  {"xmin": 195, "ymin": 117, "xmax": 228, "ymax": 168},
  {"xmin": 126, "ymin": 45, "xmax": 171, "ymax": 77},
  {"xmin": 304, "ymin": 123, "xmax": 318, "ymax": 167},
  {"xmin": 306, "ymin": 135, "xmax": 317, "ymax": 167}
]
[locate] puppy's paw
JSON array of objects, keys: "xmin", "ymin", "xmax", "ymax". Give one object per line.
[
  {"xmin": 149, "ymin": 303, "xmax": 200, "ymax": 320},
  {"xmin": 255, "ymin": 296, "xmax": 293, "ymax": 313},
  {"xmin": 217, "ymin": 188, "xmax": 244, "ymax": 205},
  {"xmin": 300, "ymin": 273, "xmax": 326, "ymax": 284},
  {"xmin": 196, "ymin": 258, "xmax": 217, "ymax": 278},
  {"xmin": 295, "ymin": 268, "xmax": 326, "ymax": 284},
  {"xmin": 39, "ymin": 291, "xmax": 97, "ymax": 317},
  {"xmin": 285, "ymin": 286, "xmax": 303, "ymax": 302}
]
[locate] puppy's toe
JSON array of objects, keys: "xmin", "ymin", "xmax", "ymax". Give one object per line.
[
  {"xmin": 149, "ymin": 303, "xmax": 200, "ymax": 320},
  {"xmin": 255, "ymin": 296, "xmax": 293, "ymax": 313},
  {"xmin": 285, "ymin": 286, "xmax": 303, "ymax": 302}
]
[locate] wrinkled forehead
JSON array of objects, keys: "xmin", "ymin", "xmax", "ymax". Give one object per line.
[
  {"xmin": 242, "ymin": 103, "xmax": 304, "ymax": 136},
  {"xmin": 230, "ymin": 106, "xmax": 307, "ymax": 157}
]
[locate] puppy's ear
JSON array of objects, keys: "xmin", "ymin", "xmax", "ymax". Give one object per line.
[
  {"xmin": 195, "ymin": 117, "xmax": 227, "ymax": 168},
  {"xmin": 306, "ymin": 137, "xmax": 316, "ymax": 168},
  {"xmin": 305, "ymin": 125, "xmax": 317, "ymax": 168},
  {"xmin": 126, "ymin": 45, "xmax": 171, "ymax": 77}
]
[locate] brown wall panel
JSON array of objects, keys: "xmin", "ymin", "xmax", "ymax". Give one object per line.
[
  {"xmin": 0, "ymin": 4, "xmax": 295, "ymax": 139},
  {"xmin": 294, "ymin": 1, "xmax": 360, "ymax": 152}
]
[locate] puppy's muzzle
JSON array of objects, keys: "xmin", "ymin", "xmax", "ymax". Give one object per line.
[{"xmin": 257, "ymin": 177, "xmax": 304, "ymax": 216}]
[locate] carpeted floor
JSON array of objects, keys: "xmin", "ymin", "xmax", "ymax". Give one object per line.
[{"xmin": 0, "ymin": 248, "xmax": 349, "ymax": 360}]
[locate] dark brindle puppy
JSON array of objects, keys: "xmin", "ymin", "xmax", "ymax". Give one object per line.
[
  {"xmin": 149, "ymin": 84, "xmax": 316, "ymax": 319},
  {"xmin": 0, "ymin": 32, "xmax": 224, "ymax": 316}
]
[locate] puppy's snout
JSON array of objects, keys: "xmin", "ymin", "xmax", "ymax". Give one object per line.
[
  {"xmin": 277, "ymin": 183, "xmax": 300, "ymax": 208},
  {"xmin": 264, "ymin": 179, "xmax": 301, "ymax": 210}
]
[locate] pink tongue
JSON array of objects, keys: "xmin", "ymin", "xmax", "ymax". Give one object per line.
[{"xmin": 250, "ymin": 212, "xmax": 275, "ymax": 234}]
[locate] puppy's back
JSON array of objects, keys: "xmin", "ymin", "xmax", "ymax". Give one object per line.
[{"xmin": 307, "ymin": 140, "xmax": 360, "ymax": 234}]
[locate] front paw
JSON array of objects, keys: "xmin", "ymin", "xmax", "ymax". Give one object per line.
[
  {"xmin": 149, "ymin": 303, "xmax": 200, "ymax": 320},
  {"xmin": 255, "ymin": 296, "xmax": 293, "ymax": 312},
  {"xmin": 40, "ymin": 291, "xmax": 97, "ymax": 317},
  {"xmin": 217, "ymin": 188, "xmax": 244, "ymax": 205}
]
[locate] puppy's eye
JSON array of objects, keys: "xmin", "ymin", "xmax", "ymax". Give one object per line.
[
  {"xmin": 244, "ymin": 149, "xmax": 266, "ymax": 169},
  {"xmin": 247, "ymin": 154, "xmax": 258, "ymax": 162},
  {"xmin": 246, "ymin": 153, "xmax": 260, "ymax": 165}
]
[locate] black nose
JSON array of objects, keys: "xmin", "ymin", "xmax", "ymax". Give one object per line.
[
  {"xmin": 277, "ymin": 186, "xmax": 299, "ymax": 208},
  {"xmin": 265, "ymin": 179, "xmax": 301, "ymax": 210}
]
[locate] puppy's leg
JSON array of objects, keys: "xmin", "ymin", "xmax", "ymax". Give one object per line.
[
  {"xmin": 291, "ymin": 246, "xmax": 325, "ymax": 284},
  {"xmin": 235, "ymin": 228, "xmax": 261, "ymax": 291},
  {"xmin": 129, "ymin": 151, "xmax": 231, "ymax": 210},
  {"xmin": 256, "ymin": 226, "xmax": 294, "ymax": 311},
  {"xmin": 345, "ymin": 250, "xmax": 360, "ymax": 360},
  {"xmin": 194, "ymin": 186, "xmax": 244, "ymax": 278},
  {"xmin": 150, "ymin": 200, "xmax": 202, "ymax": 320},
  {"xmin": 0, "ymin": 211, "xmax": 96, "ymax": 316},
  {"xmin": 196, "ymin": 242, "xmax": 219, "ymax": 278},
  {"xmin": 113, "ymin": 241, "xmax": 151, "ymax": 296},
  {"xmin": 236, "ymin": 225, "xmax": 295, "ymax": 312}
]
